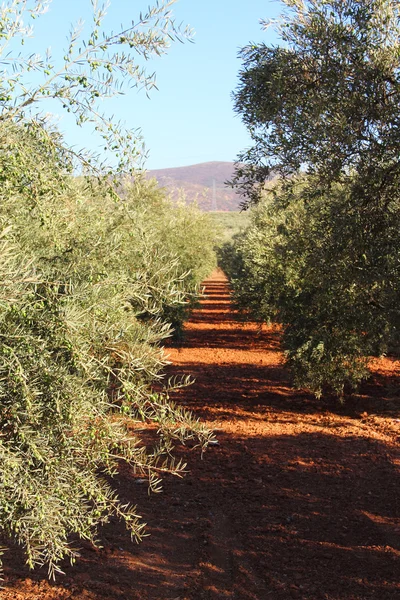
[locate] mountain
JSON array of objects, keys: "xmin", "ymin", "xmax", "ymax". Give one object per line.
[{"xmin": 147, "ymin": 161, "xmax": 243, "ymax": 211}]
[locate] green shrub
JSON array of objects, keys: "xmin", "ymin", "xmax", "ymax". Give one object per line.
[
  {"xmin": 0, "ymin": 0, "xmax": 218, "ymax": 580},
  {"xmin": 225, "ymin": 176, "xmax": 400, "ymax": 398},
  {"xmin": 229, "ymin": 0, "xmax": 400, "ymax": 399},
  {"xmin": 0, "ymin": 119, "xmax": 216, "ymax": 578}
]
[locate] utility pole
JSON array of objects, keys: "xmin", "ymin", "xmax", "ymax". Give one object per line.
[{"xmin": 211, "ymin": 178, "xmax": 218, "ymax": 211}]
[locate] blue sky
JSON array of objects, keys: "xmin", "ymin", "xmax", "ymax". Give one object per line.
[{"xmin": 19, "ymin": 0, "xmax": 283, "ymax": 170}]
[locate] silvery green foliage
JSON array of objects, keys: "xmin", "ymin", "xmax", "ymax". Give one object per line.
[
  {"xmin": 0, "ymin": 0, "xmax": 192, "ymax": 175},
  {"xmin": 0, "ymin": 120, "xmax": 216, "ymax": 580},
  {"xmin": 0, "ymin": 2, "xmax": 218, "ymax": 580},
  {"xmin": 225, "ymin": 174, "xmax": 400, "ymax": 398},
  {"xmin": 229, "ymin": 1, "xmax": 400, "ymax": 398},
  {"xmin": 233, "ymin": 0, "xmax": 400, "ymax": 203}
]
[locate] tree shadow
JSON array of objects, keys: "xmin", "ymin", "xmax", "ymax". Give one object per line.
[
  {"xmin": 173, "ymin": 276, "xmax": 400, "ymax": 420},
  {"xmin": 176, "ymin": 326, "xmax": 282, "ymax": 352},
  {"xmin": 3, "ymin": 274, "xmax": 400, "ymax": 599},
  {"xmin": 166, "ymin": 358, "xmax": 400, "ymax": 422},
  {"xmin": 4, "ymin": 431, "xmax": 399, "ymax": 600}
]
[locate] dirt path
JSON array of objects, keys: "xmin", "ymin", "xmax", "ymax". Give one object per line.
[{"xmin": 3, "ymin": 269, "xmax": 400, "ymax": 600}]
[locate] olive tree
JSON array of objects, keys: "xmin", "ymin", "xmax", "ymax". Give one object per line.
[
  {"xmin": 0, "ymin": 0, "xmax": 217, "ymax": 580},
  {"xmin": 229, "ymin": 0, "xmax": 400, "ymax": 397},
  {"xmin": 0, "ymin": 0, "xmax": 192, "ymax": 175},
  {"xmin": 233, "ymin": 0, "xmax": 400, "ymax": 201}
]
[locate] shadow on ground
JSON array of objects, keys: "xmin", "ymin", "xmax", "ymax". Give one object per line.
[{"xmin": 3, "ymin": 274, "xmax": 400, "ymax": 600}]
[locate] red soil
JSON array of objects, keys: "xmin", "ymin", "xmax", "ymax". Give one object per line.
[{"xmin": 2, "ymin": 269, "xmax": 400, "ymax": 599}]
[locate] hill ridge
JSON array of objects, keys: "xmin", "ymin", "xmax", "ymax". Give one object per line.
[{"xmin": 147, "ymin": 161, "xmax": 241, "ymax": 211}]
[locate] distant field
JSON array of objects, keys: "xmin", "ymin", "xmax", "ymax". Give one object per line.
[{"xmin": 209, "ymin": 211, "xmax": 250, "ymax": 244}]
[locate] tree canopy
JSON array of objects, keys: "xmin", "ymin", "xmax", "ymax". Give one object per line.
[
  {"xmin": 226, "ymin": 0, "xmax": 400, "ymax": 397},
  {"xmin": 0, "ymin": 0, "xmax": 192, "ymax": 176},
  {"xmin": 0, "ymin": 0, "xmax": 217, "ymax": 579},
  {"xmin": 233, "ymin": 0, "xmax": 400, "ymax": 204}
]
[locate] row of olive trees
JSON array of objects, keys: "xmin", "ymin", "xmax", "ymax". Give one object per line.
[
  {"xmin": 0, "ymin": 1, "xmax": 216, "ymax": 580},
  {"xmin": 225, "ymin": 0, "xmax": 400, "ymax": 398}
]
